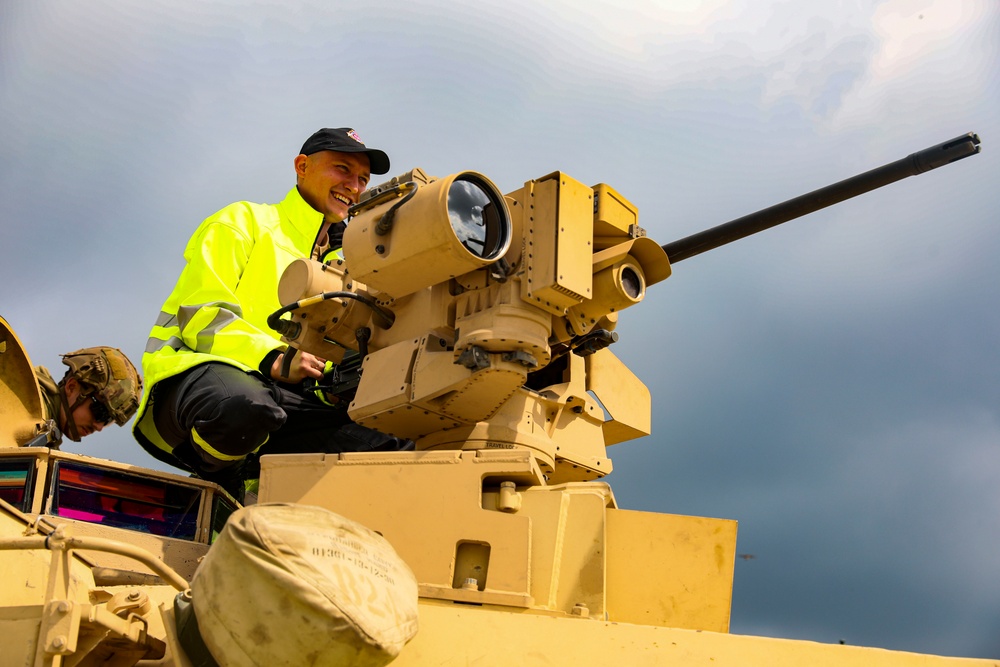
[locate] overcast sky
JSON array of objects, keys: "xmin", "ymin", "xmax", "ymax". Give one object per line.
[{"xmin": 2, "ymin": 0, "xmax": 998, "ymax": 659}]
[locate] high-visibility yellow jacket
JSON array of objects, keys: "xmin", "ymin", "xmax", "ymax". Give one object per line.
[{"xmin": 133, "ymin": 187, "xmax": 323, "ymax": 459}]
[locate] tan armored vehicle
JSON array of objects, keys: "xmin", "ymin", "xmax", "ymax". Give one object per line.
[{"xmin": 1, "ymin": 133, "xmax": 992, "ymax": 666}]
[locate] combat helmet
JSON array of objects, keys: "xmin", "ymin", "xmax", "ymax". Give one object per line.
[{"xmin": 61, "ymin": 347, "xmax": 142, "ymax": 426}]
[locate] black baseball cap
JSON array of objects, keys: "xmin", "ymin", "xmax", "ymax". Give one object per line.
[{"xmin": 299, "ymin": 127, "xmax": 390, "ymax": 175}]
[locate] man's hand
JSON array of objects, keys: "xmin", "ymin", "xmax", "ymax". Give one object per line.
[{"xmin": 270, "ymin": 349, "xmax": 327, "ymax": 384}]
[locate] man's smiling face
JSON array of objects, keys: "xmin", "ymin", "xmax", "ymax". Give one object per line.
[{"xmin": 295, "ymin": 150, "xmax": 371, "ymax": 221}]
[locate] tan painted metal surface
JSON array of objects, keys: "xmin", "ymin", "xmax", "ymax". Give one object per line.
[
  {"xmin": 395, "ymin": 601, "xmax": 999, "ymax": 667},
  {"xmin": 274, "ymin": 169, "xmax": 669, "ymax": 484},
  {"xmin": 260, "ymin": 449, "xmax": 737, "ymax": 632},
  {"xmin": 0, "ymin": 507, "xmax": 181, "ymax": 666},
  {"xmin": 0, "ymin": 315, "xmax": 46, "ymax": 446},
  {"xmin": 0, "ymin": 447, "xmax": 226, "ymax": 580}
]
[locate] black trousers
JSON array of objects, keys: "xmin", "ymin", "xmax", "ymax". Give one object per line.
[{"xmin": 151, "ymin": 362, "xmax": 411, "ymax": 486}]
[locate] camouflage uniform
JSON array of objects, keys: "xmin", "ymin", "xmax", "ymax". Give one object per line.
[
  {"xmin": 33, "ymin": 365, "xmax": 65, "ymax": 445},
  {"xmin": 32, "ymin": 347, "xmax": 142, "ymax": 446}
]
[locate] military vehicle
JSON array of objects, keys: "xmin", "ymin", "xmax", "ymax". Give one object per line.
[{"xmin": 1, "ymin": 132, "xmax": 992, "ymax": 666}]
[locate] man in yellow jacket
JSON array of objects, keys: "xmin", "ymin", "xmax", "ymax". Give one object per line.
[{"xmin": 134, "ymin": 128, "xmax": 408, "ymax": 496}]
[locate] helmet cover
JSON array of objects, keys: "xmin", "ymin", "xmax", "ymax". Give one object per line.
[{"xmin": 61, "ymin": 347, "xmax": 142, "ymax": 425}]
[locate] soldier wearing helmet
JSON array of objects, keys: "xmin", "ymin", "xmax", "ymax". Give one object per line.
[{"xmin": 34, "ymin": 346, "xmax": 142, "ymax": 446}]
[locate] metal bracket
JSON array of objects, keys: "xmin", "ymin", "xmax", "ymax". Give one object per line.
[{"xmin": 456, "ymin": 345, "xmax": 491, "ymax": 371}]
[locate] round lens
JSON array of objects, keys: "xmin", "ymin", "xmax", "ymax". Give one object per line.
[
  {"xmin": 447, "ymin": 176, "xmax": 510, "ymax": 260},
  {"xmin": 621, "ymin": 266, "xmax": 642, "ymax": 299}
]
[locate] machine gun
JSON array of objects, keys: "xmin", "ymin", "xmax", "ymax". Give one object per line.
[
  {"xmin": 269, "ymin": 132, "xmax": 980, "ymax": 482},
  {"xmin": 662, "ymin": 132, "xmax": 981, "ymax": 263}
]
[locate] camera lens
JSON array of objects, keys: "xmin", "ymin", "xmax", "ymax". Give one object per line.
[
  {"xmin": 621, "ymin": 266, "xmax": 642, "ymax": 299},
  {"xmin": 447, "ymin": 176, "xmax": 510, "ymax": 260}
]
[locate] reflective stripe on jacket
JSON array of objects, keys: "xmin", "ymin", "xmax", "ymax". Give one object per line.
[{"xmin": 133, "ymin": 187, "xmax": 323, "ymax": 459}]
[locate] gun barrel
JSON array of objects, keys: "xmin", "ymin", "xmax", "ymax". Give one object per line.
[{"xmin": 661, "ymin": 132, "xmax": 981, "ymax": 264}]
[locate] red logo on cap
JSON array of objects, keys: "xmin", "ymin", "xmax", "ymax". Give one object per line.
[{"xmin": 347, "ymin": 129, "xmax": 363, "ymax": 144}]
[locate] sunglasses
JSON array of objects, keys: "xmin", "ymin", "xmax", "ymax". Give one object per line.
[{"xmin": 89, "ymin": 395, "xmax": 113, "ymax": 425}]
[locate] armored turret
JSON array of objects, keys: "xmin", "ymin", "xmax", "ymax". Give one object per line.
[{"xmin": 0, "ymin": 133, "xmax": 989, "ymax": 666}]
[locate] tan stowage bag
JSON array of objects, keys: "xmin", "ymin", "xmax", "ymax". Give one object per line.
[{"xmin": 191, "ymin": 503, "xmax": 419, "ymax": 666}]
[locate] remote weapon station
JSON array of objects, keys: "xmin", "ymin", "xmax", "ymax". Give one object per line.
[{"xmin": 0, "ymin": 133, "xmax": 989, "ymax": 666}]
